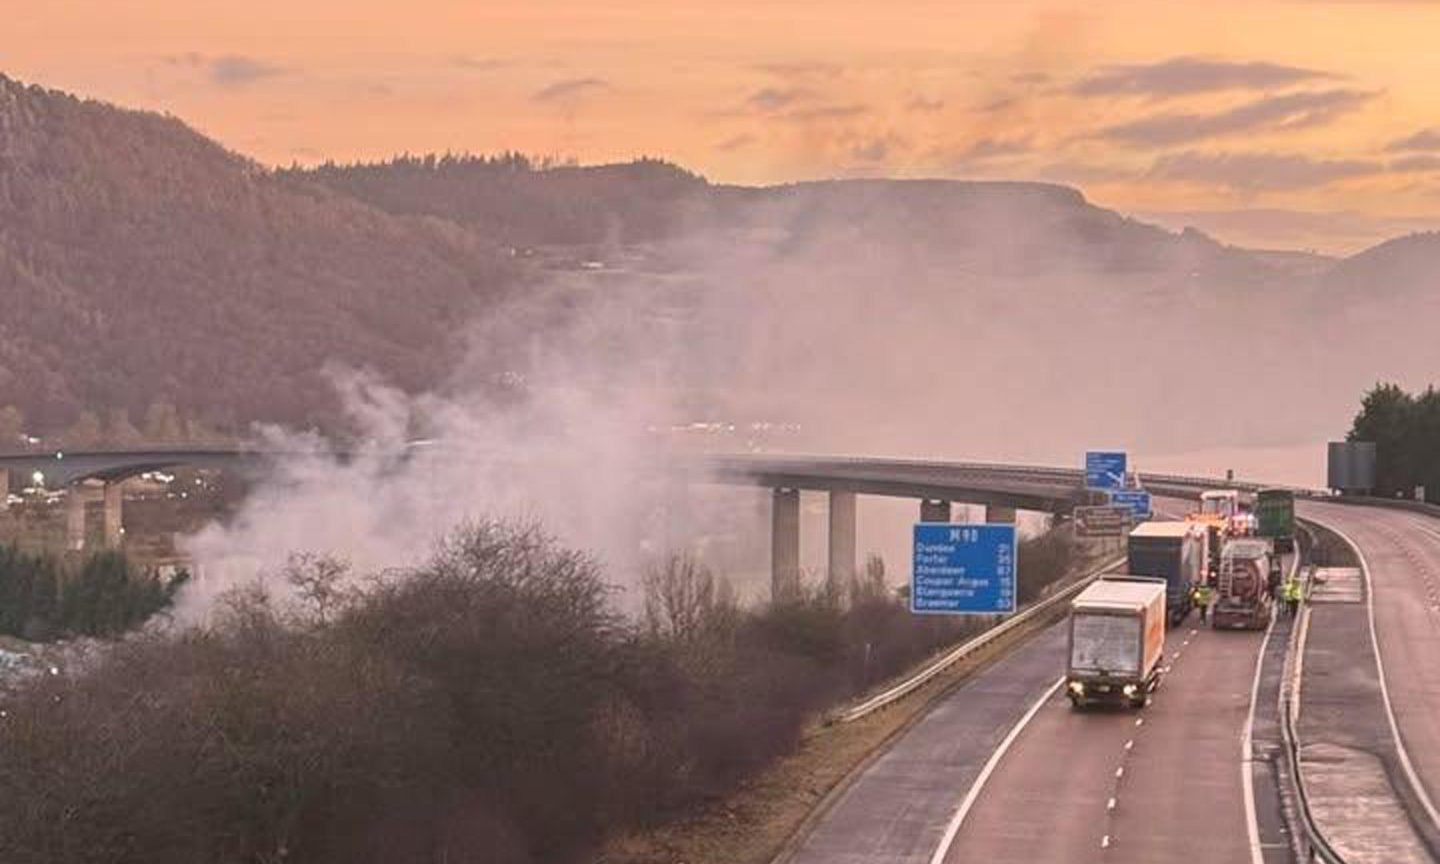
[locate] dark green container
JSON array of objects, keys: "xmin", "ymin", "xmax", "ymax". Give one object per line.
[{"xmin": 1256, "ymin": 488, "xmax": 1296, "ymax": 552}]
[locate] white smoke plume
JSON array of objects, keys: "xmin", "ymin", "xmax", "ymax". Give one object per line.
[{"xmin": 178, "ymin": 180, "xmax": 1438, "ymax": 617}]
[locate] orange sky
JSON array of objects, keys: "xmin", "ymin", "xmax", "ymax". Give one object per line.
[{"xmin": 8, "ymin": 0, "xmax": 1440, "ymax": 252}]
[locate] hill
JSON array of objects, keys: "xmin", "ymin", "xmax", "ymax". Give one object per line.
[
  {"xmin": 0, "ymin": 74, "xmax": 512, "ymax": 434},
  {"xmin": 294, "ymin": 158, "xmax": 1290, "ymax": 285},
  {"xmin": 1321, "ymin": 231, "xmax": 1440, "ymax": 298},
  {"xmin": 6, "ymin": 71, "xmax": 1432, "ymax": 457}
]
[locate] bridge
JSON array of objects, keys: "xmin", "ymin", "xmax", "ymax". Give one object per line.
[
  {"xmin": 4, "ymin": 445, "xmax": 1437, "ymax": 861},
  {"xmin": 0, "ymin": 447, "xmax": 276, "ymax": 551},
  {"xmin": 1, "ymin": 445, "xmax": 1233, "ymax": 573}
]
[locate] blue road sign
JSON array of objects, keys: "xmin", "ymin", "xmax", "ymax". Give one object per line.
[
  {"xmin": 912, "ymin": 523, "xmax": 1018, "ymax": 615},
  {"xmin": 1086, "ymin": 451, "xmax": 1128, "ymax": 490},
  {"xmin": 1109, "ymin": 489, "xmax": 1153, "ymax": 521}
]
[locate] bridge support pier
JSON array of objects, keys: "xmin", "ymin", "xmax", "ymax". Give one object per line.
[
  {"xmin": 827, "ymin": 491, "xmax": 856, "ymax": 595},
  {"xmin": 66, "ymin": 488, "xmax": 87, "ymax": 551},
  {"xmin": 103, "ymin": 482, "xmax": 124, "ymax": 549},
  {"xmin": 0, "ymin": 468, "xmax": 8, "ymax": 510},
  {"xmin": 772, "ymin": 488, "xmax": 801, "ymax": 603},
  {"xmin": 989, "ymin": 505, "xmax": 1017, "ymax": 524},
  {"xmin": 920, "ymin": 499, "xmax": 952, "ymax": 523}
]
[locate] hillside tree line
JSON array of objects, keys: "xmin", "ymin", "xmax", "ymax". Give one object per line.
[{"xmin": 1349, "ymin": 382, "xmax": 1440, "ymax": 501}]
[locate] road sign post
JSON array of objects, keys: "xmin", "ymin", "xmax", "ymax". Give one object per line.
[
  {"xmin": 1085, "ymin": 451, "xmax": 1128, "ymax": 491},
  {"xmin": 911, "ymin": 523, "xmax": 1018, "ymax": 615}
]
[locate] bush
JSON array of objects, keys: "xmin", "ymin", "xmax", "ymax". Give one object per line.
[
  {"xmin": 0, "ymin": 519, "xmax": 1075, "ymax": 864},
  {"xmin": 0, "ymin": 547, "xmax": 182, "ymax": 640}
]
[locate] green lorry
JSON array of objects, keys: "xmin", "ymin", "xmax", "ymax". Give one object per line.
[{"xmin": 1256, "ymin": 488, "xmax": 1296, "ymax": 553}]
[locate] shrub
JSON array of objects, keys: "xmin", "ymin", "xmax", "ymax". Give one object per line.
[{"xmin": 0, "ymin": 519, "xmax": 1077, "ymax": 864}]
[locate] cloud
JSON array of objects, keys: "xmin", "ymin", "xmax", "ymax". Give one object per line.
[
  {"xmin": 783, "ymin": 103, "xmax": 867, "ymax": 122},
  {"xmin": 958, "ymin": 137, "xmax": 1033, "ymax": 161},
  {"xmin": 715, "ymin": 133, "xmax": 755, "ymax": 152},
  {"xmin": 1390, "ymin": 154, "xmax": 1440, "ymax": 172},
  {"xmin": 209, "ymin": 55, "xmax": 288, "ymax": 87},
  {"xmin": 906, "ymin": 96, "xmax": 945, "ymax": 113},
  {"xmin": 531, "ymin": 77, "xmax": 609, "ymax": 103},
  {"xmin": 1097, "ymin": 89, "xmax": 1375, "ymax": 146},
  {"xmin": 1031, "ymin": 161, "xmax": 1138, "ymax": 185},
  {"xmin": 1074, "ymin": 56, "xmax": 1335, "ymax": 98},
  {"xmin": 850, "ymin": 134, "xmax": 906, "ymax": 163},
  {"xmin": 1387, "ymin": 128, "xmax": 1440, "ymax": 151},
  {"xmin": 1149, "ymin": 151, "xmax": 1381, "ymax": 191},
  {"xmin": 753, "ymin": 61, "xmax": 842, "ymax": 79},
  {"xmin": 451, "ymin": 55, "xmax": 509, "ymax": 71},
  {"xmin": 748, "ymin": 87, "xmax": 816, "ymax": 112},
  {"xmin": 162, "ymin": 52, "xmax": 289, "ymax": 88}
]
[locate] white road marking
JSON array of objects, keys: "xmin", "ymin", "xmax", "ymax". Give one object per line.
[
  {"xmin": 1241, "ymin": 575, "xmax": 1283, "ymax": 864},
  {"xmin": 1107, "ymin": 797, "xmax": 1117, "ymax": 811},
  {"xmin": 1101, "ymin": 834, "xmax": 1112, "ymax": 849},
  {"xmin": 1306, "ymin": 514, "xmax": 1440, "ymax": 834},
  {"xmin": 1115, "ymin": 766, "xmax": 1124, "ymax": 779},
  {"xmin": 1135, "ymin": 717, "xmax": 1144, "ymax": 727},
  {"xmin": 927, "ymin": 677, "xmax": 1063, "ymax": 864},
  {"xmin": 1124, "ymin": 739, "xmax": 1134, "ymax": 751}
]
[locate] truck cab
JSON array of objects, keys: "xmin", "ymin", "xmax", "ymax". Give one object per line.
[{"xmin": 1066, "ymin": 576, "xmax": 1167, "ymax": 710}]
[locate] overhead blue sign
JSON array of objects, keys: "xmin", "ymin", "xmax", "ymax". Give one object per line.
[
  {"xmin": 1086, "ymin": 451, "xmax": 1128, "ymax": 490},
  {"xmin": 912, "ymin": 523, "xmax": 1017, "ymax": 615},
  {"xmin": 1109, "ymin": 489, "xmax": 1153, "ymax": 521}
]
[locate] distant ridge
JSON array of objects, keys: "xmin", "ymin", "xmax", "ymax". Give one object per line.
[{"xmin": 0, "ymin": 72, "xmax": 1429, "ymax": 438}]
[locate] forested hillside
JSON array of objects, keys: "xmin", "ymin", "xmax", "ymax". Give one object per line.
[
  {"xmin": 0, "ymin": 74, "xmax": 512, "ymax": 435},
  {"xmin": 6, "ymin": 70, "xmax": 1440, "ymax": 457}
]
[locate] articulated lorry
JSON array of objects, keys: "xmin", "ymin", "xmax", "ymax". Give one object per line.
[
  {"xmin": 1127, "ymin": 521, "xmax": 1208, "ymax": 624},
  {"xmin": 1066, "ymin": 576, "xmax": 1167, "ymax": 710},
  {"xmin": 1255, "ymin": 488, "xmax": 1296, "ymax": 553},
  {"xmin": 1212, "ymin": 538, "xmax": 1274, "ymax": 630}
]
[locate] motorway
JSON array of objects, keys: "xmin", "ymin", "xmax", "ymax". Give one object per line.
[
  {"xmin": 789, "ymin": 615, "xmax": 1283, "ymax": 864},
  {"xmin": 788, "ymin": 500, "xmax": 1293, "ymax": 864},
  {"xmin": 1296, "ymin": 502, "xmax": 1440, "ymax": 861},
  {"xmin": 940, "ymin": 622, "xmax": 1271, "ymax": 863}
]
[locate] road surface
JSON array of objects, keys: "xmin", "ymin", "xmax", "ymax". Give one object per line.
[
  {"xmin": 1296, "ymin": 502, "xmax": 1440, "ymax": 861},
  {"xmin": 938, "ymin": 622, "xmax": 1270, "ymax": 863},
  {"xmin": 788, "ymin": 575, "xmax": 1283, "ymax": 862}
]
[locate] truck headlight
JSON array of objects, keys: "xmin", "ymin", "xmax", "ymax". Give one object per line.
[
  {"xmin": 1068, "ymin": 681, "xmax": 1085, "ymax": 695},
  {"xmin": 1122, "ymin": 684, "xmax": 1138, "ymax": 697}
]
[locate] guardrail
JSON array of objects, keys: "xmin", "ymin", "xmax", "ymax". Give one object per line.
[{"xmin": 830, "ymin": 552, "xmax": 1126, "ymax": 724}]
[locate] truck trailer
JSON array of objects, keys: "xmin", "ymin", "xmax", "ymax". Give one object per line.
[
  {"xmin": 1212, "ymin": 538, "xmax": 1274, "ymax": 630},
  {"xmin": 1066, "ymin": 576, "xmax": 1167, "ymax": 710},
  {"xmin": 1127, "ymin": 521, "xmax": 1208, "ymax": 625},
  {"xmin": 1256, "ymin": 488, "xmax": 1296, "ymax": 553}
]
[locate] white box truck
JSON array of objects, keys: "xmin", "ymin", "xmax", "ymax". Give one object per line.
[{"xmin": 1066, "ymin": 576, "xmax": 1167, "ymax": 710}]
